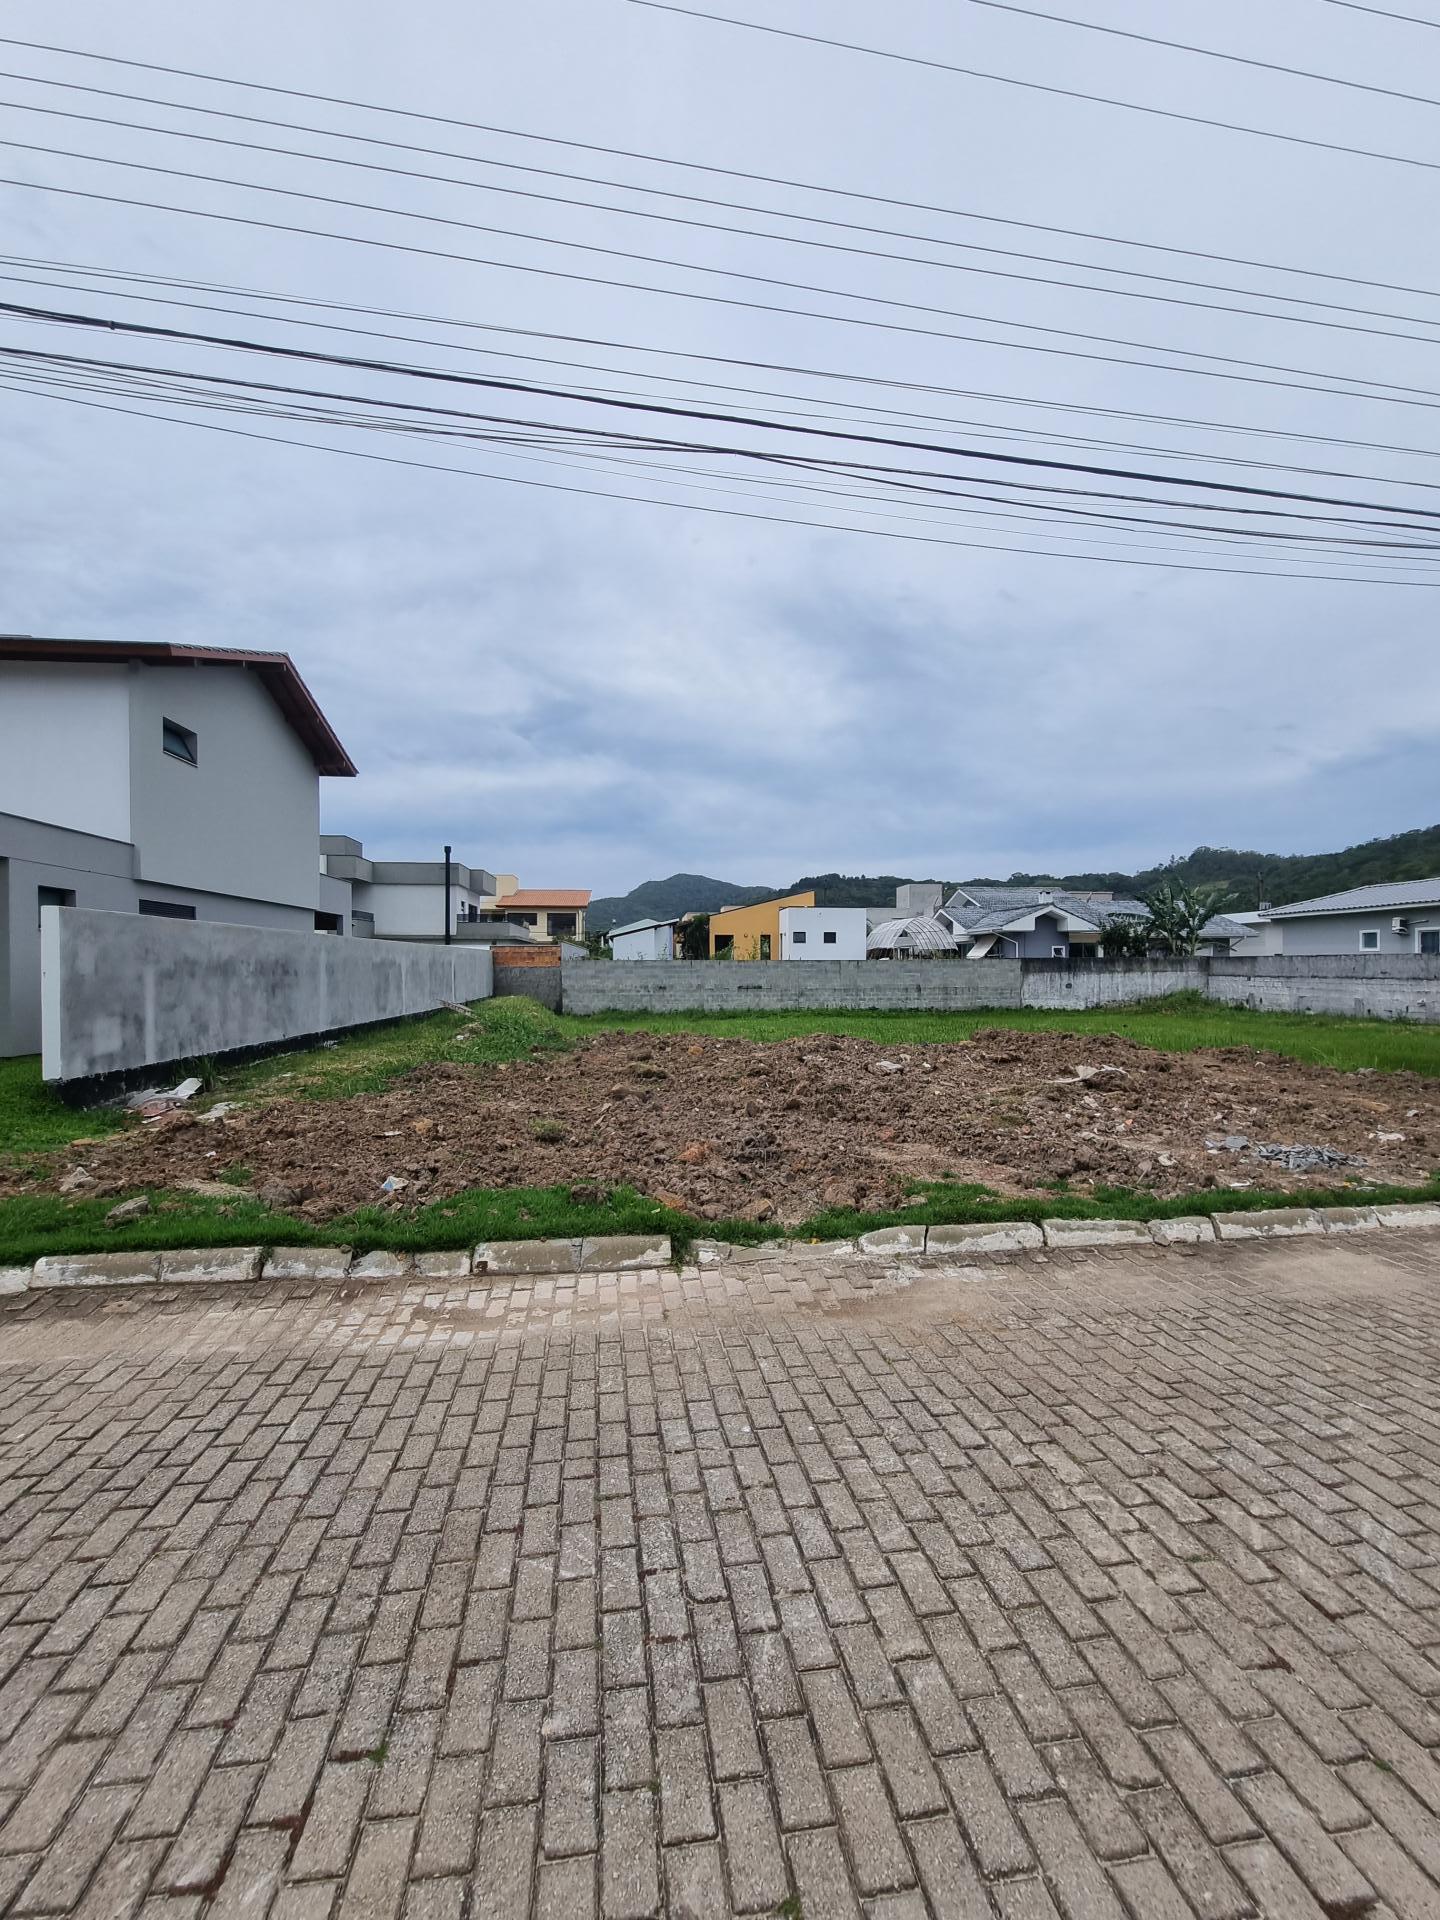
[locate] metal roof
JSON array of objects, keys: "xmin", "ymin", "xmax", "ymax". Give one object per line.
[
  {"xmin": 1266, "ymin": 878, "xmax": 1440, "ymax": 918},
  {"xmin": 0, "ymin": 633, "xmax": 356, "ymax": 776},
  {"xmin": 608, "ymin": 917, "xmax": 678, "ymax": 936},
  {"xmin": 944, "ymin": 887, "xmax": 1148, "ymax": 934},
  {"xmin": 867, "ymin": 915, "xmax": 960, "ymax": 953}
]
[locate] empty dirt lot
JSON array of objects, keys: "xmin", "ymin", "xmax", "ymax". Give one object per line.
[{"xmin": 25, "ymin": 1026, "xmax": 1439, "ymax": 1223}]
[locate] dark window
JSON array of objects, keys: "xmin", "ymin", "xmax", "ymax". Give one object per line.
[
  {"xmin": 138, "ymin": 899, "xmax": 196, "ymax": 920},
  {"xmin": 759, "ymin": 933, "xmax": 772, "ymax": 960},
  {"xmin": 162, "ymin": 718, "xmax": 198, "ymax": 766},
  {"xmin": 792, "ymin": 930, "xmax": 807, "ymax": 944},
  {"xmin": 1421, "ymin": 929, "xmax": 1439, "ymax": 955},
  {"xmin": 549, "ymin": 912, "xmax": 578, "ymax": 936},
  {"xmin": 823, "ymin": 930, "xmax": 837, "ymax": 945},
  {"xmin": 37, "ymin": 885, "xmax": 74, "ymax": 929},
  {"xmin": 1360, "ymin": 929, "xmax": 1379, "ymax": 951},
  {"xmin": 314, "ymin": 911, "xmax": 344, "ymax": 934}
]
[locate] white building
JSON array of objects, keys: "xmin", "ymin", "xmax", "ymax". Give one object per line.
[
  {"xmin": 1, "ymin": 634, "xmax": 356, "ymax": 1056},
  {"xmin": 609, "ymin": 917, "xmax": 678, "ymax": 960},
  {"xmin": 779, "ymin": 906, "xmax": 868, "ymax": 959}
]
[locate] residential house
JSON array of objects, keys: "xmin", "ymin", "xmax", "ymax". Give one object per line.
[
  {"xmin": 1, "ymin": 634, "xmax": 356, "ymax": 1057},
  {"xmin": 938, "ymin": 886, "xmax": 1250, "ymax": 958},
  {"xmin": 1253, "ymin": 880, "xmax": 1440, "ymax": 956},
  {"xmin": 319, "ymin": 838, "xmax": 504, "ymax": 941},
  {"xmin": 489, "ymin": 889, "xmax": 591, "ymax": 940},
  {"xmin": 609, "ymin": 917, "xmax": 678, "ymax": 960},
  {"xmin": 779, "ymin": 906, "xmax": 868, "ymax": 959},
  {"xmin": 709, "ymin": 890, "xmax": 815, "ymax": 959}
]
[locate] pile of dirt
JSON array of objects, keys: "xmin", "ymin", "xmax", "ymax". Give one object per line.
[{"xmin": 17, "ymin": 1027, "xmax": 1437, "ymax": 1226}]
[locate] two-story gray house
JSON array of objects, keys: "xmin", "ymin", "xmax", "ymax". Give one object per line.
[{"xmin": 0, "ymin": 634, "xmax": 356, "ymax": 1056}]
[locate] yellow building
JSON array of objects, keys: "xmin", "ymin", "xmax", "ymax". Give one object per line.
[{"xmin": 709, "ymin": 891, "xmax": 816, "ymax": 960}]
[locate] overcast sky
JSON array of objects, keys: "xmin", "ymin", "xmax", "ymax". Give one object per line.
[{"xmin": 2, "ymin": 0, "xmax": 1438, "ymax": 893}]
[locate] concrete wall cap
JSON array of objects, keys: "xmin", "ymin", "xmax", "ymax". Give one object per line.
[
  {"xmin": 857, "ymin": 1224, "xmax": 928, "ymax": 1255},
  {"xmin": 1043, "ymin": 1218, "xmax": 1153, "ymax": 1248},
  {"xmin": 926, "ymin": 1221, "xmax": 1045, "ymax": 1254},
  {"xmin": 1213, "ymin": 1208, "xmax": 1323, "ymax": 1240},
  {"xmin": 1148, "ymin": 1217, "xmax": 1217, "ymax": 1245}
]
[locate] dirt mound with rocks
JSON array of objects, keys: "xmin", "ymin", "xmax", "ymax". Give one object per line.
[{"xmin": 20, "ymin": 1027, "xmax": 1437, "ymax": 1226}]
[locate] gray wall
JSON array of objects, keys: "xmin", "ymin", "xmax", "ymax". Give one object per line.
[
  {"xmin": 42, "ymin": 908, "xmax": 494, "ymax": 1082},
  {"xmin": 0, "ymin": 812, "xmax": 322, "ymax": 1057},
  {"xmin": 1272, "ymin": 910, "xmax": 1440, "ymax": 956},
  {"xmin": 1208, "ymin": 954, "xmax": 1438, "ymax": 1022},
  {"xmin": 561, "ymin": 958, "xmax": 1025, "ymax": 1012},
  {"xmin": 128, "ymin": 664, "xmax": 321, "ymax": 911},
  {"xmin": 560, "ymin": 953, "xmax": 1440, "ymax": 1022}
]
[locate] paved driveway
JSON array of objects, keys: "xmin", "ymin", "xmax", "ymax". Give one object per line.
[{"xmin": 3, "ymin": 1233, "xmax": 1440, "ymax": 1919}]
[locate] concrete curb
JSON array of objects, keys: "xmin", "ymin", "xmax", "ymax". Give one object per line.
[{"xmin": 4, "ymin": 1203, "xmax": 1438, "ymax": 1296}]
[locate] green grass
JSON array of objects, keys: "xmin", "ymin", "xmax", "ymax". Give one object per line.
[{"xmin": 2, "ymin": 992, "xmax": 1435, "ymax": 1266}]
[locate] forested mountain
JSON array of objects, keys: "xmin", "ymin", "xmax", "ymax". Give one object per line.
[{"xmin": 592, "ymin": 827, "xmax": 1440, "ymax": 933}]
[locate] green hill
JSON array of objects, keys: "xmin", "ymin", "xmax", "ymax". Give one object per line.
[
  {"xmin": 587, "ymin": 873, "xmax": 775, "ymax": 934},
  {"xmin": 990, "ymin": 823, "xmax": 1440, "ymax": 912}
]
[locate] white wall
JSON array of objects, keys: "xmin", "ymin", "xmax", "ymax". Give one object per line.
[
  {"xmin": 356, "ymin": 879, "xmax": 491, "ymax": 938},
  {"xmin": 0, "ymin": 663, "xmax": 132, "ymax": 840},
  {"xmin": 611, "ymin": 924, "xmax": 674, "ymax": 960},
  {"xmin": 780, "ymin": 907, "xmax": 868, "ymax": 960},
  {"xmin": 127, "ymin": 665, "xmax": 320, "ymax": 910}
]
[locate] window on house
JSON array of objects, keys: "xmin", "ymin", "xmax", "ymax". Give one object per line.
[
  {"xmin": 1052, "ymin": 945, "xmax": 1067, "ymax": 958},
  {"xmin": 314, "ymin": 911, "xmax": 344, "ymax": 934},
  {"xmin": 162, "ymin": 718, "xmax": 198, "ymax": 766},
  {"xmin": 792, "ymin": 930, "xmax": 807, "ymax": 944},
  {"xmin": 759, "ymin": 934, "xmax": 772, "ymax": 959},
  {"xmin": 1360, "ymin": 929, "xmax": 1380, "ymax": 950},
  {"xmin": 138, "ymin": 899, "xmax": 196, "ymax": 919},
  {"xmin": 1420, "ymin": 929, "xmax": 1440, "ymax": 955},
  {"xmin": 37, "ymin": 885, "xmax": 74, "ymax": 928},
  {"xmin": 823, "ymin": 931, "xmax": 837, "ymax": 944}
]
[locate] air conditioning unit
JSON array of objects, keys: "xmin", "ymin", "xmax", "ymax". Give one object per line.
[{"xmin": 1393, "ymin": 917, "xmax": 1410, "ymax": 933}]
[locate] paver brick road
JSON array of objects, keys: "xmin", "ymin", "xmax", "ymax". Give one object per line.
[{"xmin": 3, "ymin": 1232, "xmax": 1440, "ymax": 1918}]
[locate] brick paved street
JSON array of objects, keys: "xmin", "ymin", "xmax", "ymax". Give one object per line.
[{"xmin": 4, "ymin": 1233, "xmax": 1440, "ymax": 1918}]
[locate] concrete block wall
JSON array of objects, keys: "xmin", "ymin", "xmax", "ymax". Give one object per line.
[
  {"xmin": 1208, "ymin": 955, "xmax": 1439, "ymax": 1023},
  {"xmin": 1019, "ymin": 959, "xmax": 1207, "ymax": 1009},
  {"xmin": 494, "ymin": 948, "xmax": 562, "ymax": 1012},
  {"xmin": 42, "ymin": 908, "xmax": 495, "ymax": 1082},
  {"xmin": 559, "ymin": 953, "xmax": 1440, "ymax": 1022},
  {"xmin": 560, "ymin": 958, "xmax": 1024, "ymax": 1013}
]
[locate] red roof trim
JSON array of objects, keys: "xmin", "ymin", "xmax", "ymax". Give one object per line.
[
  {"xmin": 0, "ymin": 635, "xmax": 357, "ymax": 776},
  {"xmin": 500, "ymin": 889, "xmax": 592, "ymax": 907}
]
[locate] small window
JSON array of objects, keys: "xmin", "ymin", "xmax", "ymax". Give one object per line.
[
  {"xmin": 1420, "ymin": 929, "xmax": 1440, "ymax": 956},
  {"xmin": 792, "ymin": 930, "xmax": 807, "ymax": 944},
  {"xmin": 1052, "ymin": 945, "xmax": 1067, "ymax": 958},
  {"xmin": 138, "ymin": 899, "xmax": 196, "ymax": 920},
  {"xmin": 823, "ymin": 930, "xmax": 837, "ymax": 945},
  {"xmin": 758, "ymin": 934, "xmax": 772, "ymax": 960},
  {"xmin": 37, "ymin": 884, "xmax": 75, "ymax": 928},
  {"xmin": 1360, "ymin": 928, "xmax": 1379, "ymax": 951},
  {"xmin": 162, "ymin": 718, "xmax": 198, "ymax": 766}
]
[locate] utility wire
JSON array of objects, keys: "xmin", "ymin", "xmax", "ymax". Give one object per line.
[
  {"xmin": 10, "ymin": 297, "xmax": 1437, "ymax": 522},
  {"xmin": 8, "ymin": 372, "xmax": 1431, "ymax": 584},
  {"xmin": 4, "ymin": 34, "xmax": 1439, "ymax": 306},
  {"xmin": 1318, "ymin": 0, "xmax": 1440, "ymax": 27},
  {"xmin": 7, "ymin": 75, "xmax": 1440, "ymax": 344},
  {"xmin": 628, "ymin": 0, "xmax": 1440, "ymax": 174},
  {"xmin": 12, "ymin": 339, "xmax": 1430, "ymax": 551},
  {"xmin": 963, "ymin": 0, "xmax": 1440, "ymax": 111},
  {"xmin": 6, "ymin": 160, "xmax": 1437, "ymax": 416},
  {"xmin": 13, "ymin": 253, "xmax": 1440, "ymax": 485}
]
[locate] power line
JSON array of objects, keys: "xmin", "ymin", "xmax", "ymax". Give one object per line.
[
  {"xmin": 4, "ymin": 35, "xmax": 1439, "ymax": 307},
  {"xmin": 15, "ymin": 254, "xmax": 1440, "ymax": 492},
  {"xmin": 963, "ymin": 0, "xmax": 1440, "ymax": 111},
  {"xmin": 10, "ymin": 296, "xmax": 1438, "ymax": 523},
  {"xmin": 628, "ymin": 0, "xmax": 1440, "ymax": 174},
  {"xmin": 7, "ymin": 158, "xmax": 1438, "ymax": 418},
  {"xmin": 7, "ymin": 74, "xmax": 1440, "ymax": 347},
  {"xmin": 1318, "ymin": 0, "xmax": 1440, "ymax": 27},
  {"xmin": 8, "ymin": 371, "xmax": 1432, "ymax": 585}
]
